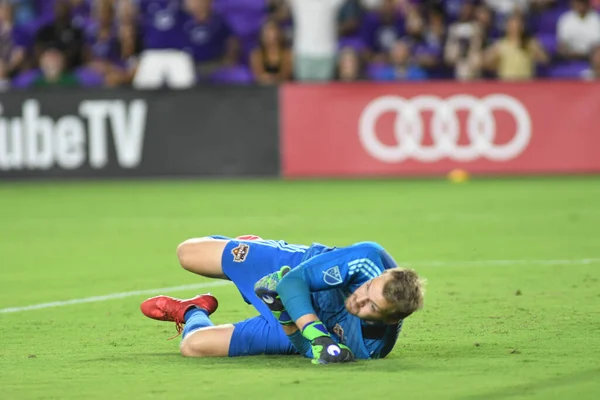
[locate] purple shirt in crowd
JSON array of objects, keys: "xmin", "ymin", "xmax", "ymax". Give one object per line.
[
  {"xmin": 361, "ymin": 11, "xmax": 406, "ymax": 54},
  {"xmin": 33, "ymin": 0, "xmax": 91, "ymax": 29},
  {"xmin": 181, "ymin": 12, "xmax": 232, "ymax": 63},
  {"xmin": 85, "ymin": 23, "xmax": 121, "ymax": 63},
  {"xmin": 139, "ymin": 0, "xmax": 187, "ymax": 50}
]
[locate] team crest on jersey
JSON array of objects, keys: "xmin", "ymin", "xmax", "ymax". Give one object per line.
[
  {"xmin": 333, "ymin": 323, "xmax": 345, "ymax": 342},
  {"xmin": 323, "ymin": 266, "xmax": 342, "ymax": 285},
  {"xmin": 231, "ymin": 243, "xmax": 250, "ymax": 262}
]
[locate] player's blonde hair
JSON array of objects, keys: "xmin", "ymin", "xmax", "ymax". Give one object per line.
[{"xmin": 381, "ymin": 267, "xmax": 426, "ymax": 321}]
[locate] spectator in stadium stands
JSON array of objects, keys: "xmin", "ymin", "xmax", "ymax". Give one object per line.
[
  {"xmin": 86, "ymin": 0, "xmax": 142, "ymax": 87},
  {"xmin": 484, "ymin": 13, "xmax": 549, "ymax": 80},
  {"xmin": 103, "ymin": 19, "xmax": 144, "ymax": 87},
  {"xmin": 0, "ymin": 1, "xmax": 28, "ymax": 88},
  {"xmin": 265, "ymin": 0, "xmax": 293, "ymax": 43},
  {"xmin": 474, "ymin": 2, "xmax": 500, "ymax": 42},
  {"xmin": 182, "ymin": 0, "xmax": 239, "ymax": 80},
  {"xmin": 557, "ymin": 0, "xmax": 600, "ymax": 61},
  {"xmin": 422, "ymin": 6, "xmax": 448, "ymax": 77},
  {"xmin": 287, "ymin": 0, "xmax": 345, "ymax": 81},
  {"xmin": 116, "ymin": 0, "xmax": 139, "ymax": 26},
  {"xmin": 338, "ymin": 0, "xmax": 363, "ymax": 39},
  {"xmin": 444, "ymin": 2, "xmax": 498, "ymax": 80},
  {"xmin": 9, "ymin": 0, "xmax": 35, "ymax": 27},
  {"xmin": 335, "ymin": 46, "xmax": 365, "ymax": 80},
  {"xmin": 138, "ymin": 0, "xmax": 187, "ymax": 50},
  {"xmin": 440, "ymin": 0, "xmax": 472, "ymax": 22},
  {"xmin": 84, "ymin": 0, "xmax": 119, "ymax": 82},
  {"xmin": 371, "ymin": 39, "xmax": 427, "ymax": 80},
  {"xmin": 69, "ymin": 0, "xmax": 92, "ymax": 30},
  {"xmin": 445, "ymin": 1, "xmax": 483, "ymax": 80},
  {"xmin": 529, "ymin": 0, "xmax": 560, "ymax": 13},
  {"xmin": 401, "ymin": 8, "xmax": 442, "ymax": 73},
  {"xmin": 360, "ymin": 0, "xmax": 413, "ymax": 13},
  {"xmin": 34, "ymin": 0, "xmax": 55, "ymax": 23},
  {"xmin": 30, "ymin": 43, "xmax": 79, "ymax": 87},
  {"xmin": 484, "ymin": 0, "xmax": 531, "ymax": 30},
  {"xmin": 250, "ymin": 19, "xmax": 292, "ymax": 84},
  {"xmin": 360, "ymin": 0, "xmax": 382, "ymax": 11},
  {"xmin": 361, "ymin": 0, "xmax": 406, "ymax": 63},
  {"xmin": 485, "ymin": 0, "xmax": 531, "ymax": 15},
  {"xmin": 581, "ymin": 44, "xmax": 600, "ymax": 78},
  {"xmin": 34, "ymin": 0, "xmax": 84, "ymax": 70}
]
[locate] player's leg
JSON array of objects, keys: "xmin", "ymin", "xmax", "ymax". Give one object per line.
[
  {"xmin": 178, "ymin": 311, "xmax": 298, "ymax": 358},
  {"xmin": 227, "ymin": 315, "xmax": 297, "ymax": 357},
  {"xmin": 176, "ymin": 237, "xmax": 229, "ymax": 279},
  {"xmin": 179, "ymin": 314, "xmax": 298, "ymax": 358},
  {"xmin": 140, "ymin": 291, "xmax": 296, "ymax": 358},
  {"xmin": 176, "ymin": 235, "xmax": 264, "ymax": 279},
  {"xmin": 179, "ymin": 323, "xmax": 235, "ymax": 357},
  {"xmin": 173, "ymin": 304, "xmax": 296, "ymax": 358}
]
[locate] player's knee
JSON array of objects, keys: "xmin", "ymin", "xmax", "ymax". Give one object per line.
[
  {"xmin": 176, "ymin": 237, "xmax": 212, "ymax": 271},
  {"xmin": 176, "ymin": 237, "xmax": 228, "ymax": 279},
  {"xmin": 176, "ymin": 239, "xmax": 194, "ymax": 271},
  {"xmin": 179, "ymin": 339, "xmax": 206, "ymax": 357}
]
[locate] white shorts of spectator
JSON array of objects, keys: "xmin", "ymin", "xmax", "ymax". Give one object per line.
[{"xmin": 133, "ymin": 50, "xmax": 196, "ymax": 90}]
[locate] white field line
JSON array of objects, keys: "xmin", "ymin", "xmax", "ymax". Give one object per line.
[
  {"xmin": 1, "ymin": 258, "xmax": 599, "ymax": 314},
  {"xmin": 0, "ymin": 281, "xmax": 232, "ymax": 314}
]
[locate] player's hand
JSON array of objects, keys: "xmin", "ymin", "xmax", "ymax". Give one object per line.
[
  {"xmin": 254, "ymin": 266, "xmax": 293, "ymax": 325},
  {"xmin": 302, "ymin": 321, "xmax": 355, "ymax": 365}
]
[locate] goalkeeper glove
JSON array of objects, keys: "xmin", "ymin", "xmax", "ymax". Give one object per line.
[
  {"xmin": 254, "ymin": 266, "xmax": 293, "ymax": 325},
  {"xmin": 302, "ymin": 321, "xmax": 355, "ymax": 365}
]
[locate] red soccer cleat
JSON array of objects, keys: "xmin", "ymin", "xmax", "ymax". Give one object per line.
[
  {"xmin": 140, "ymin": 294, "xmax": 218, "ymax": 339},
  {"xmin": 236, "ymin": 235, "xmax": 262, "ymax": 241}
]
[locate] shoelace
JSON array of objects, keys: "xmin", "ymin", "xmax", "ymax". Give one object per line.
[{"xmin": 167, "ymin": 319, "xmax": 184, "ymax": 341}]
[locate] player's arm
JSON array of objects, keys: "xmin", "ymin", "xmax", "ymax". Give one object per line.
[
  {"xmin": 277, "ymin": 244, "xmax": 385, "ymax": 320},
  {"xmin": 253, "ymin": 266, "xmax": 314, "ymax": 358},
  {"xmin": 255, "ymin": 244, "xmax": 389, "ymax": 363},
  {"xmin": 277, "ymin": 246, "xmax": 385, "ymax": 363},
  {"xmin": 254, "ymin": 249, "xmax": 362, "ymax": 363}
]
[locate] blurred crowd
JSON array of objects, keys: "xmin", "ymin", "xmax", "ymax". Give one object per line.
[{"xmin": 1, "ymin": 0, "xmax": 600, "ymax": 89}]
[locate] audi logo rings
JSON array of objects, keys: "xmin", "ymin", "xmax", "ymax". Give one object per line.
[{"xmin": 358, "ymin": 94, "xmax": 532, "ymax": 163}]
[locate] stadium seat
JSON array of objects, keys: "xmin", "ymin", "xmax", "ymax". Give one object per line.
[
  {"xmin": 547, "ymin": 61, "xmax": 590, "ymax": 79},
  {"xmin": 74, "ymin": 67, "xmax": 104, "ymax": 87},
  {"xmin": 366, "ymin": 63, "xmax": 388, "ymax": 80},
  {"xmin": 10, "ymin": 69, "xmax": 40, "ymax": 89},
  {"xmin": 209, "ymin": 65, "xmax": 254, "ymax": 84},
  {"xmin": 338, "ymin": 36, "xmax": 367, "ymax": 52},
  {"xmin": 537, "ymin": 33, "xmax": 559, "ymax": 56},
  {"xmin": 530, "ymin": 6, "xmax": 569, "ymax": 35}
]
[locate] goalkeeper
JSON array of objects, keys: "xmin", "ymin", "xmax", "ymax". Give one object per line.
[{"xmin": 140, "ymin": 235, "xmax": 426, "ymax": 364}]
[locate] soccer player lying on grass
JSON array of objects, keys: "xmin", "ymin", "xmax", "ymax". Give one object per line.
[{"xmin": 140, "ymin": 235, "xmax": 426, "ymax": 364}]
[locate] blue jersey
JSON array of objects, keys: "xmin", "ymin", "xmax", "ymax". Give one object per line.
[
  {"xmin": 277, "ymin": 241, "xmax": 402, "ymax": 359},
  {"xmin": 217, "ymin": 236, "xmax": 402, "ymax": 359}
]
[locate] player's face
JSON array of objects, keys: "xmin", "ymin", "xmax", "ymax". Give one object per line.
[{"xmin": 344, "ymin": 274, "xmax": 393, "ymax": 323}]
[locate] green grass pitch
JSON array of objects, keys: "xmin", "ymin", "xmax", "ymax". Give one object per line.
[{"xmin": 1, "ymin": 177, "xmax": 599, "ymax": 400}]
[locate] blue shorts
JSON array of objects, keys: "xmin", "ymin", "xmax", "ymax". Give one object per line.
[
  {"xmin": 229, "ymin": 315, "xmax": 297, "ymax": 357},
  {"xmin": 215, "ymin": 236, "xmax": 308, "ymax": 357}
]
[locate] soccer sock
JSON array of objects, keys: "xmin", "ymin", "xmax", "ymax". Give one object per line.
[
  {"xmin": 182, "ymin": 307, "xmax": 214, "ymax": 339},
  {"xmin": 288, "ymin": 330, "xmax": 313, "ymax": 358}
]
